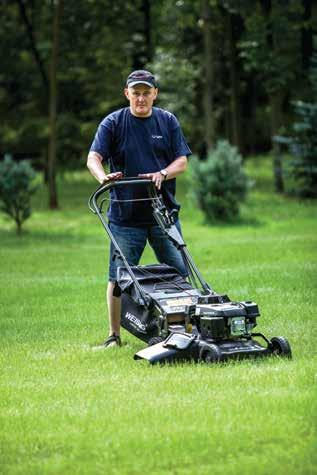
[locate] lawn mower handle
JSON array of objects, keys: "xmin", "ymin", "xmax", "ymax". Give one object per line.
[
  {"xmin": 88, "ymin": 177, "xmax": 156, "ymax": 214},
  {"xmin": 88, "ymin": 176, "xmax": 213, "ymax": 299}
]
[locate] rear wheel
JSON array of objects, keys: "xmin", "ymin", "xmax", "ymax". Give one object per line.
[
  {"xmin": 148, "ymin": 336, "xmax": 164, "ymax": 347},
  {"xmin": 270, "ymin": 336, "xmax": 292, "ymax": 358},
  {"xmin": 199, "ymin": 344, "xmax": 222, "ymax": 363}
]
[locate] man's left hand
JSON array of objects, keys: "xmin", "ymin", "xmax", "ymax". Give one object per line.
[{"xmin": 138, "ymin": 172, "xmax": 165, "ymax": 190}]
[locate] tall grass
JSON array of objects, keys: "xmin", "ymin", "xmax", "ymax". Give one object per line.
[{"xmin": 0, "ymin": 156, "xmax": 316, "ymax": 475}]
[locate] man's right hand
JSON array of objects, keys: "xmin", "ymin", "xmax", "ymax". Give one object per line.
[
  {"xmin": 87, "ymin": 152, "xmax": 123, "ymax": 184},
  {"xmin": 102, "ymin": 172, "xmax": 123, "ymax": 183}
]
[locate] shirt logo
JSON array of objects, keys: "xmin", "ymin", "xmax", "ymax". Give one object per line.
[{"xmin": 152, "ymin": 135, "xmax": 163, "ymax": 139}]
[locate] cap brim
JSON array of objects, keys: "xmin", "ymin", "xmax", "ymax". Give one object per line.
[{"xmin": 127, "ymin": 80, "xmax": 155, "ymax": 88}]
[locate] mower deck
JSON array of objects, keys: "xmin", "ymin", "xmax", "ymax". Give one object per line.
[{"xmin": 134, "ymin": 328, "xmax": 271, "ymax": 364}]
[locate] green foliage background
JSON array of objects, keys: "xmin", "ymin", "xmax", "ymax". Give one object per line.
[{"xmin": 1, "ymin": 0, "xmax": 315, "ymax": 164}]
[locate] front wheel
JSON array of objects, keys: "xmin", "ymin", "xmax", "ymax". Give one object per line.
[
  {"xmin": 270, "ymin": 336, "xmax": 292, "ymax": 358},
  {"xmin": 199, "ymin": 344, "xmax": 222, "ymax": 364}
]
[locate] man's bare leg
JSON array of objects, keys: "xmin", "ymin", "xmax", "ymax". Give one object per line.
[{"xmin": 107, "ymin": 282, "xmax": 121, "ymax": 336}]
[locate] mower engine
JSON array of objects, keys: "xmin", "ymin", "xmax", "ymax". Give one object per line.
[{"xmin": 196, "ymin": 300, "xmax": 260, "ymax": 340}]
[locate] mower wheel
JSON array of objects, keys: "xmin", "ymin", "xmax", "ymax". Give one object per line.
[
  {"xmin": 199, "ymin": 344, "xmax": 222, "ymax": 364},
  {"xmin": 270, "ymin": 336, "xmax": 292, "ymax": 358},
  {"xmin": 148, "ymin": 336, "xmax": 164, "ymax": 347}
]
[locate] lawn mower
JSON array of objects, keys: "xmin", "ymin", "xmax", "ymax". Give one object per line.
[{"xmin": 89, "ymin": 177, "xmax": 292, "ymax": 364}]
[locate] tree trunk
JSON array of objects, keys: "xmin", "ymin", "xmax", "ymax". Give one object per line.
[
  {"xmin": 142, "ymin": 0, "xmax": 152, "ymax": 63},
  {"xmin": 132, "ymin": 0, "xmax": 152, "ymax": 69},
  {"xmin": 270, "ymin": 91, "xmax": 284, "ymax": 193},
  {"xmin": 301, "ymin": 0, "xmax": 313, "ymax": 70},
  {"xmin": 227, "ymin": 11, "xmax": 242, "ymax": 153},
  {"xmin": 201, "ymin": 0, "xmax": 215, "ymax": 153},
  {"xmin": 16, "ymin": 221, "xmax": 22, "ymax": 235},
  {"xmin": 260, "ymin": 0, "xmax": 284, "ymax": 192},
  {"xmin": 47, "ymin": 0, "xmax": 63, "ymax": 209},
  {"xmin": 15, "ymin": 212, "xmax": 22, "ymax": 235},
  {"xmin": 248, "ymin": 75, "xmax": 258, "ymax": 155},
  {"xmin": 16, "ymin": 0, "xmax": 49, "ymax": 92}
]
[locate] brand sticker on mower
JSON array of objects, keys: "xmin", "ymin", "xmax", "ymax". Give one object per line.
[
  {"xmin": 125, "ymin": 312, "xmax": 146, "ymax": 332},
  {"xmin": 165, "ymin": 298, "xmax": 195, "ymax": 307}
]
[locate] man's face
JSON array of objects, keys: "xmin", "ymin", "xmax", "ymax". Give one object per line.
[{"xmin": 124, "ymin": 84, "xmax": 158, "ymax": 117}]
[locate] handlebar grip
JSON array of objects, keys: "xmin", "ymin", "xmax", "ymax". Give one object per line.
[{"xmin": 88, "ymin": 177, "xmax": 157, "ymax": 214}]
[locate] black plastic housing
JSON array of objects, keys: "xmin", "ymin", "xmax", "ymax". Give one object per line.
[
  {"xmin": 200, "ymin": 316, "xmax": 226, "ymax": 339},
  {"xmin": 240, "ymin": 301, "xmax": 260, "ymax": 317}
]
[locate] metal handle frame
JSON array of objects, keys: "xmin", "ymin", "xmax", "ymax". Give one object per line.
[{"xmin": 88, "ymin": 177, "xmax": 212, "ymax": 305}]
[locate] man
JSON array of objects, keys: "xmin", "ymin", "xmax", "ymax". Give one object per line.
[{"xmin": 87, "ymin": 70, "xmax": 191, "ymax": 348}]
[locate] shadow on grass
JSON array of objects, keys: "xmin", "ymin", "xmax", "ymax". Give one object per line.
[
  {"xmin": 200, "ymin": 215, "xmax": 264, "ymax": 228},
  {"xmin": 0, "ymin": 210, "xmax": 264, "ymax": 250},
  {"xmin": 0, "ymin": 228, "xmax": 85, "ymax": 247}
]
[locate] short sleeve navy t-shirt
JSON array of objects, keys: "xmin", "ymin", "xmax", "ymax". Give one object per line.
[{"xmin": 90, "ymin": 107, "xmax": 191, "ymax": 226}]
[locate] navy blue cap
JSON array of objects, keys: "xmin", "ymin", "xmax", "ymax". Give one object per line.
[{"xmin": 126, "ymin": 70, "xmax": 157, "ymax": 88}]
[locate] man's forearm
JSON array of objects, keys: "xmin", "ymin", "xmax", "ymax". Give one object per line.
[
  {"xmin": 138, "ymin": 156, "xmax": 188, "ymax": 189},
  {"xmin": 87, "ymin": 152, "xmax": 123, "ymax": 184},
  {"xmin": 87, "ymin": 151, "xmax": 108, "ymax": 183},
  {"xmin": 164, "ymin": 156, "xmax": 188, "ymax": 180}
]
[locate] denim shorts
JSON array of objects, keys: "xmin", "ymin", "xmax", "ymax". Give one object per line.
[{"xmin": 108, "ymin": 220, "xmax": 187, "ymax": 282}]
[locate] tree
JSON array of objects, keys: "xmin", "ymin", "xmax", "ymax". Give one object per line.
[
  {"xmin": 221, "ymin": 3, "xmax": 244, "ymax": 152},
  {"xmin": 16, "ymin": 0, "xmax": 49, "ymax": 93},
  {"xmin": 201, "ymin": 0, "xmax": 216, "ymax": 152},
  {"xmin": 287, "ymin": 52, "xmax": 317, "ymax": 198},
  {"xmin": 47, "ymin": 0, "xmax": 63, "ymax": 209},
  {"xmin": 301, "ymin": 0, "xmax": 313, "ymax": 70},
  {"xmin": 149, "ymin": 0, "xmax": 204, "ymax": 153},
  {"xmin": 238, "ymin": 0, "xmax": 303, "ymax": 186},
  {"xmin": 190, "ymin": 140, "xmax": 248, "ymax": 222}
]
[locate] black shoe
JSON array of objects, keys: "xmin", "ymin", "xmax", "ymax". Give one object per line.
[{"xmin": 92, "ymin": 334, "xmax": 122, "ymax": 350}]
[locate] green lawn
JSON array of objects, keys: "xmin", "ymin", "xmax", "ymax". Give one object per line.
[{"xmin": 1, "ymin": 157, "xmax": 316, "ymax": 475}]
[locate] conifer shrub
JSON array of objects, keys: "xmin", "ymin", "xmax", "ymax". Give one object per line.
[
  {"xmin": 190, "ymin": 140, "xmax": 248, "ymax": 222},
  {"xmin": 0, "ymin": 156, "xmax": 37, "ymax": 233}
]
